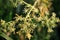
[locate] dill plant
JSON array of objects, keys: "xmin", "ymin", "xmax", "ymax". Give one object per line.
[{"xmin": 0, "ymin": 0, "xmax": 60, "ymax": 40}]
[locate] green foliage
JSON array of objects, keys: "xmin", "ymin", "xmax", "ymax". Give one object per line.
[
  {"xmin": 0, "ymin": 0, "xmax": 14, "ymax": 21},
  {"xmin": 0, "ymin": 31, "xmax": 13, "ymax": 40}
]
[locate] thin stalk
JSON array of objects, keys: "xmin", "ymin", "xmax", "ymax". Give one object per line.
[{"xmin": 25, "ymin": 0, "xmax": 39, "ymax": 21}]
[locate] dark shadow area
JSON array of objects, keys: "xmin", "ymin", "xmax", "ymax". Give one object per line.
[
  {"xmin": 0, "ymin": 36, "xmax": 6, "ymax": 40},
  {"xmin": 52, "ymin": 0, "xmax": 60, "ymax": 18}
]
